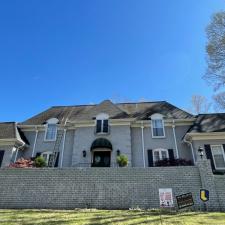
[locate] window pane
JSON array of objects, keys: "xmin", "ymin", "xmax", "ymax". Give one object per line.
[
  {"xmin": 46, "ymin": 124, "xmax": 57, "ymax": 140},
  {"xmin": 155, "ymin": 119, "xmax": 163, "ymax": 128},
  {"xmin": 152, "ymin": 119, "xmax": 164, "ymax": 137},
  {"xmin": 103, "ymin": 120, "xmax": 109, "ymax": 133},
  {"xmin": 153, "ymin": 127, "xmax": 164, "ymax": 137},
  {"xmin": 161, "ymin": 151, "xmax": 168, "ymax": 159},
  {"xmin": 212, "ymin": 146, "xmax": 225, "ymax": 168},
  {"xmin": 96, "ymin": 120, "xmax": 102, "ymax": 133},
  {"xmin": 214, "ymin": 155, "xmax": 225, "ymax": 168},
  {"xmin": 154, "ymin": 151, "xmax": 160, "ymax": 161}
]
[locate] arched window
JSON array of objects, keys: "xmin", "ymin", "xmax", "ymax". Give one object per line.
[
  {"xmin": 151, "ymin": 113, "xmax": 165, "ymax": 138},
  {"xmin": 44, "ymin": 118, "xmax": 58, "ymax": 141},
  {"xmin": 96, "ymin": 113, "xmax": 109, "ymax": 134},
  {"xmin": 153, "ymin": 148, "xmax": 169, "ymax": 163}
]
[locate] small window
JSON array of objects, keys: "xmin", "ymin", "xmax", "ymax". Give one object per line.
[
  {"xmin": 44, "ymin": 118, "xmax": 58, "ymax": 141},
  {"xmin": 211, "ymin": 145, "xmax": 225, "ymax": 169},
  {"xmin": 96, "ymin": 113, "xmax": 109, "ymax": 134},
  {"xmin": 153, "ymin": 149, "xmax": 168, "ymax": 164},
  {"xmin": 151, "ymin": 114, "xmax": 165, "ymax": 138}
]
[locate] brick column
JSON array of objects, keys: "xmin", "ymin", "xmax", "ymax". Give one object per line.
[{"xmin": 196, "ymin": 159, "xmax": 221, "ymax": 211}]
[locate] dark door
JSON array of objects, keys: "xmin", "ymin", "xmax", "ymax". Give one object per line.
[
  {"xmin": 92, "ymin": 151, "xmax": 111, "ymax": 167},
  {"xmin": 0, "ymin": 150, "xmax": 5, "ymax": 167}
]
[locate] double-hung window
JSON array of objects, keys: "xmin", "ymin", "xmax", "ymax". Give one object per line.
[
  {"xmin": 41, "ymin": 151, "xmax": 55, "ymax": 167},
  {"xmin": 44, "ymin": 118, "xmax": 58, "ymax": 141},
  {"xmin": 153, "ymin": 149, "xmax": 168, "ymax": 164},
  {"xmin": 96, "ymin": 113, "xmax": 109, "ymax": 134},
  {"xmin": 96, "ymin": 120, "xmax": 109, "ymax": 133},
  {"xmin": 151, "ymin": 114, "xmax": 165, "ymax": 138},
  {"xmin": 211, "ymin": 145, "xmax": 225, "ymax": 169}
]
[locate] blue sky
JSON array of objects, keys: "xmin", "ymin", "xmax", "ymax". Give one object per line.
[{"xmin": 0, "ymin": 0, "xmax": 225, "ymax": 121}]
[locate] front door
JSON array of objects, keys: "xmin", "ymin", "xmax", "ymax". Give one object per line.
[{"xmin": 92, "ymin": 151, "xmax": 111, "ymax": 167}]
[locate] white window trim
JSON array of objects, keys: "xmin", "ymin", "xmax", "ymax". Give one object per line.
[
  {"xmin": 153, "ymin": 148, "xmax": 169, "ymax": 164},
  {"xmin": 44, "ymin": 123, "xmax": 58, "ymax": 142},
  {"xmin": 211, "ymin": 144, "xmax": 225, "ymax": 170},
  {"xmin": 41, "ymin": 151, "xmax": 54, "ymax": 166},
  {"xmin": 95, "ymin": 113, "xmax": 109, "ymax": 134},
  {"xmin": 150, "ymin": 114, "xmax": 165, "ymax": 138}
]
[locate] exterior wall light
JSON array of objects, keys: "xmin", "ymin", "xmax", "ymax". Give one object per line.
[
  {"xmin": 198, "ymin": 146, "xmax": 204, "ymax": 159},
  {"xmin": 117, "ymin": 150, "xmax": 120, "ymax": 156},
  {"xmin": 82, "ymin": 150, "xmax": 87, "ymax": 158}
]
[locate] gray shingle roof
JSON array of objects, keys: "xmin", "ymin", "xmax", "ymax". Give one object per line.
[
  {"xmin": 0, "ymin": 122, "xmax": 16, "ymax": 139},
  {"xmin": 21, "ymin": 100, "xmax": 193, "ymax": 125},
  {"xmin": 188, "ymin": 113, "xmax": 225, "ymax": 133},
  {"xmin": 0, "ymin": 122, "xmax": 29, "ymax": 144}
]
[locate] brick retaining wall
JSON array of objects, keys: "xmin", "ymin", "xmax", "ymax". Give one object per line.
[
  {"xmin": 214, "ymin": 175, "xmax": 225, "ymax": 211},
  {"xmin": 0, "ymin": 167, "xmax": 202, "ymax": 209}
]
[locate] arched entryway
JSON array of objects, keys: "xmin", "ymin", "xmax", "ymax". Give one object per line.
[{"xmin": 91, "ymin": 138, "xmax": 112, "ymax": 167}]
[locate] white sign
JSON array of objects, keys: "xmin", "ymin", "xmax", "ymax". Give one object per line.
[{"xmin": 159, "ymin": 188, "xmax": 174, "ymax": 208}]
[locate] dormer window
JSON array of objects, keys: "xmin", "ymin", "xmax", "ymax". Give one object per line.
[
  {"xmin": 151, "ymin": 114, "xmax": 165, "ymax": 138},
  {"xmin": 44, "ymin": 118, "xmax": 58, "ymax": 141},
  {"xmin": 96, "ymin": 113, "xmax": 109, "ymax": 134}
]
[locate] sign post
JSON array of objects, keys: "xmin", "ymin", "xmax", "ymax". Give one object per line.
[{"xmin": 158, "ymin": 188, "xmax": 174, "ymax": 225}]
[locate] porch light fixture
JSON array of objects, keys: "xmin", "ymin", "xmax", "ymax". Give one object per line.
[
  {"xmin": 82, "ymin": 150, "xmax": 87, "ymax": 158},
  {"xmin": 116, "ymin": 150, "xmax": 120, "ymax": 156},
  {"xmin": 198, "ymin": 146, "xmax": 204, "ymax": 159}
]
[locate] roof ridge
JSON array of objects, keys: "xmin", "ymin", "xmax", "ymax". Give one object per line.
[
  {"xmin": 198, "ymin": 113, "xmax": 225, "ymax": 115},
  {"xmin": 50, "ymin": 101, "xmax": 167, "ymax": 108}
]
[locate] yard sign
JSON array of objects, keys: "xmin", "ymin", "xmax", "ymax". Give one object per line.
[{"xmin": 159, "ymin": 188, "xmax": 174, "ymax": 208}]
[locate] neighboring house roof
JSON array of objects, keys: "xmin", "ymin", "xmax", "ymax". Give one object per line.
[
  {"xmin": 188, "ymin": 113, "xmax": 225, "ymax": 133},
  {"xmin": 0, "ymin": 122, "xmax": 16, "ymax": 139},
  {"xmin": 0, "ymin": 122, "xmax": 29, "ymax": 144},
  {"xmin": 21, "ymin": 100, "xmax": 193, "ymax": 125}
]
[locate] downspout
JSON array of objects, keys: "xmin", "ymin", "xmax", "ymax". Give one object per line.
[
  {"xmin": 60, "ymin": 129, "xmax": 67, "ymax": 168},
  {"xmin": 172, "ymin": 120, "xmax": 179, "ymax": 158},
  {"xmin": 14, "ymin": 148, "xmax": 19, "ymax": 163},
  {"xmin": 184, "ymin": 137, "xmax": 196, "ymax": 164},
  {"xmin": 32, "ymin": 127, "xmax": 38, "ymax": 157},
  {"xmin": 14, "ymin": 142, "xmax": 26, "ymax": 163},
  {"xmin": 141, "ymin": 121, "xmax": 146, "ymax": 168}
]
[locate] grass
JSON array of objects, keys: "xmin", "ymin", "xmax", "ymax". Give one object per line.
[{"xmin": 0, "ymin": 209, "xmax": 225, "ymax": 225}]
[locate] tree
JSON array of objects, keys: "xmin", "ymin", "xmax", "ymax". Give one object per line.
[
  {"xmin": 188, "ymin": 95, "xmax": 211, "ymax": 115},
  {"xmin": 204, "ymin": 11, "xmax": 225, "ymax": 110}
]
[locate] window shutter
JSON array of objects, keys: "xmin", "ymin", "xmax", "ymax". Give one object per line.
[
  {"xmin": 96, "ymin": 120, "xmax": 102, "ymax": 133},
  {"xmin": 204, "ymin": 145, "xmax": 215, "ymax": 171},
  {"xmin": 223, "ymin": 145, "xmax": 225, "ymax": 155},
  {"xmin": 54, "ymin": 152, "xmax": 60, "ymax": 167},
  {"xmin": 148, "ymin": 149, "xmax": 154, "ymax": 167},
  {"xmin": 36, "ymin": 152, "xmax": 41, "ymax": 157},
  {"xmin": 103, "ymin": 120, "xmax": 109, "ymax": 133},
  {"xmin": 168, "ymin": 149, "xmax": 175, "ymax": 160},
  {"xmin": 0, "ymin": 150, "xmax": 5, "ymax": 167}
]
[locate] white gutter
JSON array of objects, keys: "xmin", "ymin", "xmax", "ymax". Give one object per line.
[
  {"xmin": 60, "ymin": 129, "xmax": 67, "ymax": 168},
  {"xmin": 31, "ymin": 127, "xmax": 38, "ymax": 157},
  {"xmin": 183, "ymin": 137, "xmax": 196, "ymax": 164},
  {"xmin": 14, "ymin": 148, "xmax": 19, "ymax": 163},
  {"xmin": 172, "ymin": 120, "xmax": 179, "ymax": 158},
  {"xmin": 141, "ymin": 121, "xmax": 146, "ymax": 168}
]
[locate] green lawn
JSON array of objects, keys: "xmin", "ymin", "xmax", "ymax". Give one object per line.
[{"xmin": 0, "ymin": 209, "xmax": 225, "ymax": 225}]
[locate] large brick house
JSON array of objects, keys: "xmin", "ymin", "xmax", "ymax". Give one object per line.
[{"xmin": 0, "ymin": 100, "xmax": 225, "ymax": 172}]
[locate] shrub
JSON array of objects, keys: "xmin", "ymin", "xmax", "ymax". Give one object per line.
[
  {"xmin": 155, "ymin": 158, "xmax": 193, "ymax": 167},
  {"xmin": 9, "ymin": 158, "xmax": 34, "ymax": 168},
  {"xmin": 117, "ymin": 154, "xmax": 128, "ymax": 167},
  {"xmin": 34, "ymin": 156, "xmax": 46, "ymax": 167}
]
